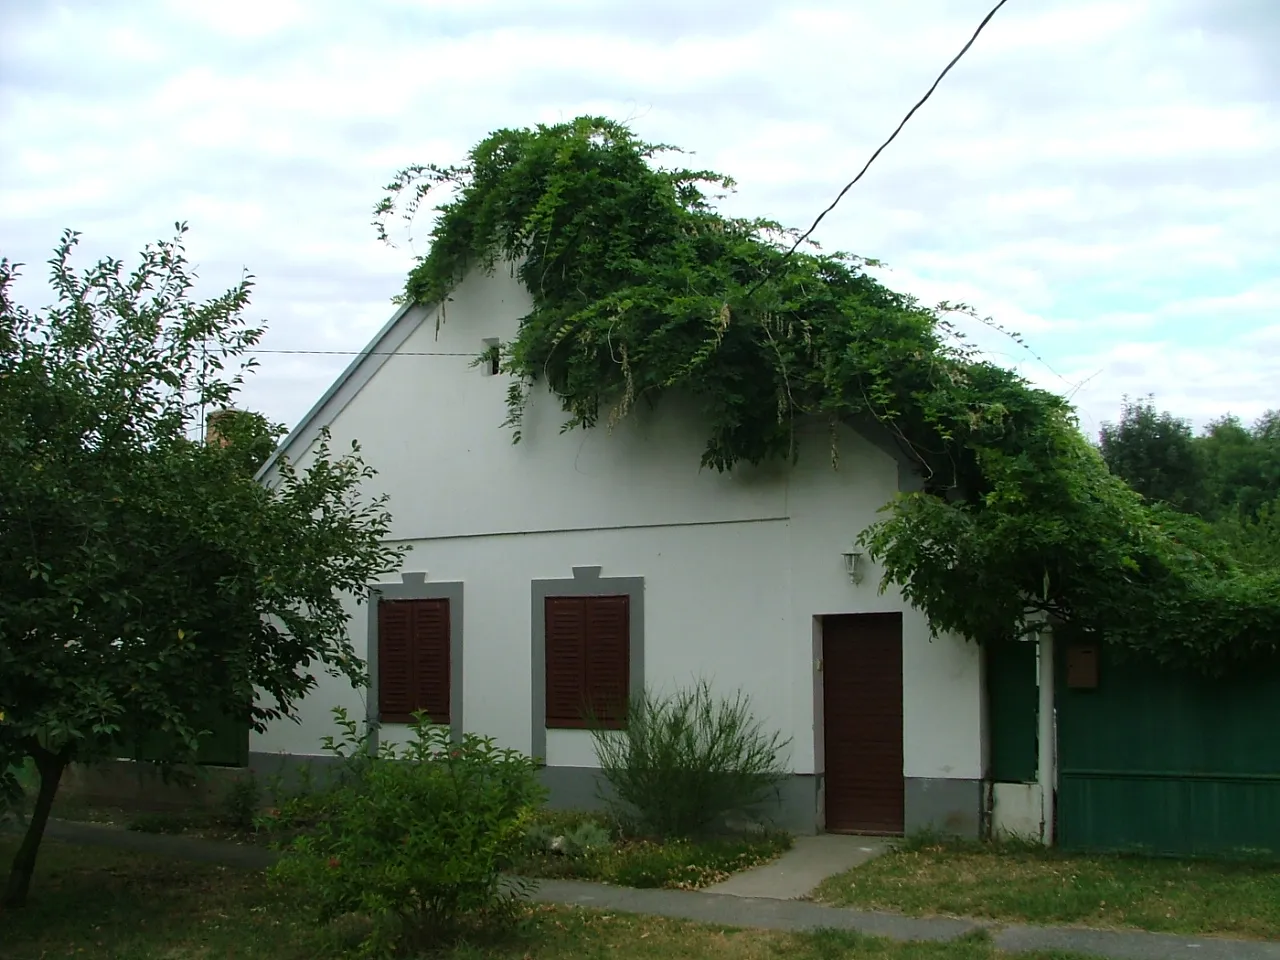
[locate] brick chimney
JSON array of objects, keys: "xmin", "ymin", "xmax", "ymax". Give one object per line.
[{"xmin": 205, "ymin": 408, "xmax": 237, "ymax": 448}]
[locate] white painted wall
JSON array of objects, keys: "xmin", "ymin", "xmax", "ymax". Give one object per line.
[
  {"xmin": 253, "ymin": 266, "xmax": 984, "ymax": 788},
  {"xmin": 992, "ymin": 782, "xmax": 1045, "ymax": 841},
  {"xmin": 283, "ymin": 267, "xmax": 790, "ymax": 541},
  {"xmin": 785, "ymin": 421, "xmax": 983, "ymax": 781}
]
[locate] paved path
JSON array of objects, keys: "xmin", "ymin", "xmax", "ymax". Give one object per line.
[
  {"xmin": 537, "ymin": 878, "xmax": 1280, "ymax": 959},
  {"xmin": 703, "ymin": 833, "xmax": 889, "ymax": 899},
  {"xmin": 24, "ymin": 820, "xmax": 1280, "ymax": 960}
]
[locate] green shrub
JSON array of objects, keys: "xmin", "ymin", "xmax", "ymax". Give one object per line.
[
  {"xmin": 255, "ymin": 713, "xmax": 385, "ymax": 846},
  {"xmin": 258, "ymin": 764, "xmax": 323, "ymax": 844},
  {"xmin": 519, "ymin": 831, "xmax": 792, "ymax": 889},
  {"xmin": 564, "ymin": 820, "xmax": 613, "ymax": 856},
  {"xmin": 1, "ymin": 756, "xmax": 30, "ymax": 826},
  {"xmin": 522, "ymin": 820, "xmax": 559, "ymax": 856},
  {"xmin": 521, "ymin": 809, "xmax": 618, "ymax": 858},
  {"xmin": 267, "ymin": 707, "xmax": 545, "ymax": 957},
  {"xmin": 218, "ymin": 773, "xmax": 262, "ymax": 831},
  {"xmin": 591, "ymin": 680, "xmax": 791, "ymax": 837}
]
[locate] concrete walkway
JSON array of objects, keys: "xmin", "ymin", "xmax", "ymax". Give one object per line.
[
  {"xmin": 703, "ymin": 833, "xmax": 889, "ymax": 899},
  {"xmin": 537, "ymin": 878, "xmax": 1280, "ymax": 960},
  {"xmin": 24, "ymin": 820, "xmax": 1280, "ymax": 960}
]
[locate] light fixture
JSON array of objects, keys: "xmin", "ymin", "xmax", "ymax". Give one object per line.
[{"xmin": 841, "ymin": 547, "xmax": 865, "ymax": 585}]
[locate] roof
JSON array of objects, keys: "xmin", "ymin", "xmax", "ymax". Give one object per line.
[{"xmin": 254, "ymin": 300, "xmax": 425, "ymax": 484}]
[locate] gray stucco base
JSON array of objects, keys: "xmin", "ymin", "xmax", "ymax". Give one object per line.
[
  {"xmin": 548, "ymin": 772, "xmax": 980, "ymax": 838},
  {"xmin": 540, "ymin": 766, "xmax": 821, "ymax": 835},
  {"xmin": 249, "ymin": 752, "xmax": 348, "ymax": 794},
  {"xmin": 904, "ymin": 777, "xmax": 982, "ymax": 839},
  {"xmin": 248, "ymin": 753, "xmax": 977, "ymax": 840},
  {"xmin": 248, "ymin": 753, "xmax": 819, "ymax": 832}
]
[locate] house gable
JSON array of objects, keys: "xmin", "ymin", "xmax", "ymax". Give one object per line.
[
  {"xmin": 260, "ymin": 266, "xmax": 921, "ymax": 542},
  {"xmin": 255, "ymin": 300, "xmax": 423, "ymax": 486}
]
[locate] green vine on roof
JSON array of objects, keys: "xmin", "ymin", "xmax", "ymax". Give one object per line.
[{"xmin": 375, "ymin": 116, "xmax": 1280, "ymax": 675}]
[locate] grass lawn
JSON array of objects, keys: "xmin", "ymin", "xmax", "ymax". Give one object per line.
[
  {"xmin": 45, "ymin": 797, "xmax": 263, "ymax": 841},
  {"xmin": 812, "ymin": 836, "xmax": 1280, "ymax": 941},
  {"xmin": 43, "ymin": 802, "xmax": 794, "ymax": 890},
  {"xmin": 0, "ymin": 838, "xmax": 1091, "ymax": 960}
]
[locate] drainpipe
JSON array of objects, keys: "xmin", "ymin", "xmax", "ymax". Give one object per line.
[{"xmin": 1037, "ymin": 626, "xmax": 1056, "ymax": 846}]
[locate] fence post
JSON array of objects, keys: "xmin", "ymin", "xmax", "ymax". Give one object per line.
[{"xmin": 1037, "ymin": 625, "xmax": 1056, "ymax": 846}]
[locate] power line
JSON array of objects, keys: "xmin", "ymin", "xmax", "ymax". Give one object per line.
[
  {"xmin": 254, "ymin": 3, "xmax": 1014, "ymax": 365},
  {"xmin": 246, "ymin": 348, "xmax": 476, "ymax": 357},
  {"xmin": 744, "ymin": 0, "xmax": 1013, "ymax": 299}
]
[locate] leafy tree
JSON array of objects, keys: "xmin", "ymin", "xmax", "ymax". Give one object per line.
[
  {"xmin": 1199, "ymin": 412, "xmax": 1280, "ymax": 520},
  {"xmin": 0, "ymin": 228, "xmax": 403, "ymax": 907},
  {"xmin": 1098, "ymin": 399, "xmax": 1280, "ymax": 525},
  {"xmin": 205, "ymin": 407, "xmax": 286, "ymax": 476},
  {"xmin": 1099, "ymin": 396, "xmax": 1207, "ymax": 514},
  {"xmin": 1214, "ymin": 496, "xmax": 1280, "ymax": 573},
  {"xmin": 375, "ymin": 117, "xmax": 1280, "ymax": 674}
]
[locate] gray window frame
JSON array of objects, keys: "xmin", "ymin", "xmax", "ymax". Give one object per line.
[
  {"xmin": 530, "ymin": 566, "xmax": 644, "ymax": 762},
  {"xmin": 367, "ymin": 571, "xmax": 464, "ymax": 747}
]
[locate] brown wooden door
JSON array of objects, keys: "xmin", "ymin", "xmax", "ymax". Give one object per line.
[{"xmin": 822, "ymin": 613, "xmax": 905, "ymax": 834}]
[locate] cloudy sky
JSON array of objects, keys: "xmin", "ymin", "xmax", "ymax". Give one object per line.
[{"xmin": 2, "ymin": 0, "xmax": 1277, "ymax": 440}]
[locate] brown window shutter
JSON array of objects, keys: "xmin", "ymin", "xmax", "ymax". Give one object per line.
[
  {"xmin": 585, "ymin": 596, "xmax": 629, "ymax": 727},
  {"xmin": 377, "ymin": 600, "xmax": 416, "ymax": 723},
  {"xmin": 378, "ymin": 598, "xmax": 450, "ymax": 725},
  {"xmin": 545, "ymin": 597, "xmax": 587, "ymax": 727},
  {"xmin": 412, "ymin": 599, "xmax": 451, "ymax": 724},
  {"xmin": 544, "ymin": 595, "xmax": 630, "ymax": 729}
]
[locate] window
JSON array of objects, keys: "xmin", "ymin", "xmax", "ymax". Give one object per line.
[
  {"xmin": 481, "ymin": 338, "xmax": 501, "ymax": 376},
  {"xmin": 544, "ymin": 595, "xmax": 629, "ymax": 729},
  {"xmin": 377, "ymin": 598, "xmax": 450, "ymax": 724}
]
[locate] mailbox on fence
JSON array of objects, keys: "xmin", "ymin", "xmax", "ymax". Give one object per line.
[{"xmin": 1065, "ymin": 643, "xmax": 1099, "ymax": 689}]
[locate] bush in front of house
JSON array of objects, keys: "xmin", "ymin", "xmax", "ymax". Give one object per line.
[
  {"xmin": 266, "ymin": 707, "xmax": 545, "ymax": 957},
  {"xmin": 1, "ymin": 756, "xmax": 31, "ymax": 826},
  {"xmin": 217, "ymin": 772, "xmax": 263, "ymax": 831},
  {"xmin": 516, "ymin": 806, "xmax": 793, "ymax": 889},
  {"xmin": 523, "ymin": 813, "xmax": 615, "ymax": 859},
  {"xmin": 591, "ymin": 680, "xmax": 791, "ymax": 838}
]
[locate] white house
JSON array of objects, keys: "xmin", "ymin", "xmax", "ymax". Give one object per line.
[{"xmin": 253, "ymin": 265, "xmax": 997, "ymax": 837}]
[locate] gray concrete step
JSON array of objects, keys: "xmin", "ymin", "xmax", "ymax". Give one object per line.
[{"xmin": 702, "ymin": 833, "xmax": 889, "ymax": 899}]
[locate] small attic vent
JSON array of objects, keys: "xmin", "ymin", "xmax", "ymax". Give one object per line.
[{"xmin": 481, "ymin": 338, "xmax": 500, "ymax": 376}]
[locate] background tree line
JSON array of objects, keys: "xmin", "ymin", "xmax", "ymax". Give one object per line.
[{"xmin": 1099, "ymin": 398, "xmax": 1280, "ymax": 572}]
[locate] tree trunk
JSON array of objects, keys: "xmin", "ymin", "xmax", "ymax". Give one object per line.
[{"xmin": 3, "ymin": 748, "xmax": 68, "ymax": 908}]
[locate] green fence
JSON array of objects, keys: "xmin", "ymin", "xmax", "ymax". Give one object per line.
[
  {"xmin": 117, "ymin": 703, "xmax": 249, "ymax": 768},
  {"xmin": 1056, "ymin": 640, "xmax": 1280, "ymax": 858},
  {"xmin": 986, "ymin": 640, "xmax": 1039, "ymax": 783}
]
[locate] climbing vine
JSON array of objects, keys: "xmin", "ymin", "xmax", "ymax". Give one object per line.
[{"xmin": 375, "ymin": 117, "xmax": 1280, "ymax": 674}]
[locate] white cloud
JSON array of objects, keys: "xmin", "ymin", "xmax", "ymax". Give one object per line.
[
  {"xmin": 1044, "ymin": 322, "xmax": 1280, "ymax": 437},
  {"xmin": 162, "ymin": 0, "xmax": 310, "ymax": 39},
  {"xmin": 1, "ymin": 0, "xmax": 1277, "ymax": 440}
]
